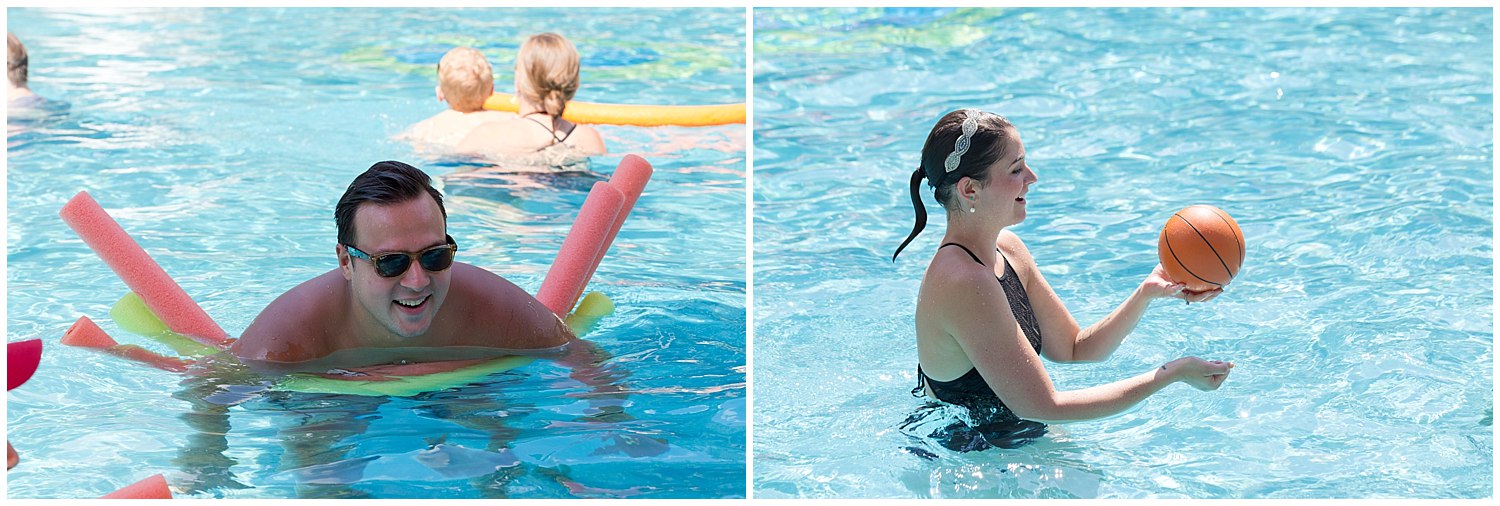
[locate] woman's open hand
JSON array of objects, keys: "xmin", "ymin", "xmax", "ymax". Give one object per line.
[
  {"xmin": 1168, "ymin": 357, "xmax": 1235, "ymax": 391},
  {"xmin": 1145, "ymin": 264, "xmax": 1223, "ymax": 303}
]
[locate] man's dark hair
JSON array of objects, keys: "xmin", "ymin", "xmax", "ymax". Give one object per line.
[{"xmin": 335, "ymin": 160, "xmax": 446, "ymax": 246}]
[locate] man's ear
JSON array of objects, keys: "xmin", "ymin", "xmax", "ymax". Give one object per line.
[
  {"xmin": 337, "ymin": 245, "xmax": 354, "ymax": 281},
  {"xmin": 435, "ymin": 85, "xmax": 445, "ymax": 103}
]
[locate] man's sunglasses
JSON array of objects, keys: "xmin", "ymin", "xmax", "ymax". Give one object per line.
[{"xmin": 342, "ymin": 235, "xmax": 459, "ymax": 278}]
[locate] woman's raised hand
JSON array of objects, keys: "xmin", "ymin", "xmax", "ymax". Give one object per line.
[{"xmin": 1145, "ymin": 263, "xmax": 1222, "ymax": 304}]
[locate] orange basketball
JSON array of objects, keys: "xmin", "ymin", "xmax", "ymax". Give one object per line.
[{"xmin": 1158, "ymin": 205, "xmax": 1245, "ymax": 292}]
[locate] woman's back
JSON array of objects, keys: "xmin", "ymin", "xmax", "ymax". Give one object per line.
[{"xmin": 456, "ymin": 114, "xmax": 605, "ymax": 158}]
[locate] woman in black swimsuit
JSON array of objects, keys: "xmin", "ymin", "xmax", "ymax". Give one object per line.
[
  {"xmin": 892, "ymin": 109, "xmax": 1234, "ymax": 451},
  {"xmin": 456, "ymin": 32, "xmax": 606, "ymax": 159},
  {"xmin": 511, "ymin": 32, "xmax": 601, "ymax": 153}
]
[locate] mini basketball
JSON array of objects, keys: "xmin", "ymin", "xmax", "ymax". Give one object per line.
[{"xmin": 1157, "ymin": 205, "xmax": 1245, "ymax": 292}]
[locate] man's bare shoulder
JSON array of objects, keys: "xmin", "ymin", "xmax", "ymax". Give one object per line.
[
  {"xmin": 443, "ymin": 262, "xmax": 573, "ymax": 348},
  {"xmin": 230, "ymin": 270, "xmax": 347, "ymax": 362},
  {"xmin": 446, "ymin": 262, "xmax": 536, "ymax": 317}
]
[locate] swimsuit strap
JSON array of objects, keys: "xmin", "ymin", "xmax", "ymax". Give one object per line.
[
  {"xmin": 554, "ymin": 118, "xmax": 577, "ymax": 142},
  {"xmin": 938, "ymin": 242, "xmax": 1042, "ymax": 353},
  {"xmin": 524, "ymin": 114, "xmax": 578, "ymax": 144},
  {"xmin": 939, "ymin": 242, "xmax": 984, "ymax": 265}
]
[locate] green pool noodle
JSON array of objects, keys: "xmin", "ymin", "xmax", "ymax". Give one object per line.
[
  {"xmin": 111, "ymin": 292, "xmax": 221, "ymax": 357},
  {"xmin": 114, "ymin": 290, "xmax": 613, "ymax": 397},
  {"xmin": 564, "ymin": 291, "xmax": 615, "ymax": 336},
  {"xmin": 281, "ymin": 292, "xmax": 612, "ymax": 397},
  {"xmin": 276, "ymin": 355, "xmax": 537, "ymax": 397}
]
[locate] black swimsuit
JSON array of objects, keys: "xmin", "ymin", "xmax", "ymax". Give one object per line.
[
  {"xmin": 525, "ymin": 114, "xmax": 577, "ymax": 145},
  {"xmin": 902, "ymin": 242, "xmax": 1048, "ymax": 453}
]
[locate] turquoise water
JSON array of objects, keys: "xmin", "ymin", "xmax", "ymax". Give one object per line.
[
  {"xmin": 7, "ymin": 8, "xmax": 745, "ymax": 499},
  {"xmin": 753, "ymin": 7, "xmax": 1491, "ymax": 499}
]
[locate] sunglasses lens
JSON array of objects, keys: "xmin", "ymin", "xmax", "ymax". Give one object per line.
[
  {"xmin": 419, "ymin": 246, "xmax": 455, "ymax": 272},
  {"xmin": 374, "ymin": 255, "xmax": 413, "ymax": 278}
]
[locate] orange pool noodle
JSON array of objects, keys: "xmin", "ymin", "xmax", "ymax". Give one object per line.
[
  {"xmin": 1158, "ymin": 204, "xmax": 1246, "ymax": 292},
  {"xmin": 578, "ymin": 155, "xmax": 654, "ymax": 301},
  {"xmin": 536, "ymin": 182, "xmax": 625, "ymax": 316},
  {"xmin": 61, "ymin": 316, "xmax": 118, "ymax": 349},
  {"xmin": 59, "ymin": 191, "xmax": 230, "ymax": 348},
  {"xmin": 8, "ymin": 339, "xmax": 42, "ymax": 391},
  {"xmin": 102, "ymin": 473, "xmax": 172, "ymax": 499}
]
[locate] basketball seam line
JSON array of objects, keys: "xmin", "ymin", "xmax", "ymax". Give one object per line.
[
  {"xmin": 1163, "ymin": 221, "xmax": 1222, "ymax": 288},
  {"xmin": 1209, "ymin": 207, "xmax": 1245, "ymax": 270},
  {"xmin": 1174, "ymin": 213, "xmax": 1233, "ymax": 283}
]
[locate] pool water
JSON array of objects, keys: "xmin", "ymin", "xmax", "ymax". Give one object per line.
[
  {"xmin": 753, "ymin": 7, "xmax": 1491, "ymax": 499},
  {"xmin": 7, "ymin": 7, "xmax": 745, "ymax": 499}
]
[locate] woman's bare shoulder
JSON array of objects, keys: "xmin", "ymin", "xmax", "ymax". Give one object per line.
[{"xmin": 568, "ymin": 124, "xmax": 607, "ymax": 154}]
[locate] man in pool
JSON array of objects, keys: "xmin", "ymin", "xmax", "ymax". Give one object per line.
[
  {"xmin": 396, "ymin": 46, "xmax": 515, "ymax": 148},
  {"xmin": 229, "ymin": 160, "xmax": 575, "ymax": 368}
]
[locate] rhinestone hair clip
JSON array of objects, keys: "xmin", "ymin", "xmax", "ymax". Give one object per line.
[{"xmin": 943, "ymin": 109, "xmax": 981, "ymax": 173}]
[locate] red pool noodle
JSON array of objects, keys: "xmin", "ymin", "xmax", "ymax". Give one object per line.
[
  {"xmin": 577, "ymin": 155, "xmax": 654, "ymax": 304},
  {"xmin": 8, "ymin": 339, "xmax": 42, "ymax": 391},
  {"xmin": 536, "ymin": 182, "xmax": 625, "ymax": 316},
  {"xmin": 61, "ymin": 316, "xmax": 193, "ymax": 372},
  {"xmin": 101, "ymin": 473, "xmax": 173, "ymax": 499},
  {"xmin": 59, "ymin": 191, "xmax": 230, "ymax": 348}
]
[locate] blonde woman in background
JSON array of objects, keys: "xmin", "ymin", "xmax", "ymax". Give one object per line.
[{"xmin": 459, "ymin": 33, "xmax": 606, "ymax": 163}]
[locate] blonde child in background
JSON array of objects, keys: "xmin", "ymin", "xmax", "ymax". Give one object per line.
[{"xmin": 398, "ymin": 47, "xmax": 515, "ymax": 149}]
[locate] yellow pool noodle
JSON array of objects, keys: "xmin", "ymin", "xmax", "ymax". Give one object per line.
[
  {"xmin": 111, "ymin": 292, "xmax": 221, "ymax": 358},
  {"xmin": 564, "ymin": 291, "xmax": 615, "ymax": 336},
  {"xmin": 483, "ymin": 92, "xmax": 745, "ymax": 127},
  {"xmin": 279, "ymin": 292, "xmax": 611, "ymax": 396},
  {"xmin": 110, "ymin": 288, "xmax": 613, "ymax": 397},
  {"xmin": 276, "ymin": 355, "xmax": 537, "ymax": 397}
]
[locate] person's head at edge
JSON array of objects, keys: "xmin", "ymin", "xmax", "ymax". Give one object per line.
[
  {"xmin": 514, "ymin": 32, "xmax": 580, "ymax": 119},
  {"xmin": 9, "ymin": 32, "xmax": 30, "ymax": 92},
  {"xmin": 893, "ymin": 109, "xmax": 1037, "ymax": 261},
  {"xmin": 436, "ymin": 47, "xmax": 493, "ymax": 113},
  {"xmin": 335, "ymin": 161, "xmax": 456, "ymax": 341}
]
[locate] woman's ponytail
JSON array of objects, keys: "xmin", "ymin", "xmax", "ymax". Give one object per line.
[{"xmin": 892, "ymin": 167, "xmax": 928, "ymax": 261}]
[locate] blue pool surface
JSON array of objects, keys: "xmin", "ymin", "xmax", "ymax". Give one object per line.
[
  {"xmin": 753, "ymin": 7, "xmax": 1491, "ymax": 499},
  {"xmin": 7, "ymin": 7, "xmax": 745, "ymax": 499}
]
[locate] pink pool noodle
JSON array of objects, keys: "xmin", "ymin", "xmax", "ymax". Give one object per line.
[
  {"xmin": 8, "ymin": 339, "xmax": 42, "ymax": 391},
  {"xmin": 536, "ymin": 181, "xmax": 625, "ymax": 316},
  {"xmin": 61, "ymin": 316, "xmax": 118, "ymax": 349},
  {"xmin": 62, "ymin": 316, "xmax": 193, "ymax": 372},
  {"xmin": 102, "ymin": 473, "xmax": 173, "ymax": 499},
  {"xmin": 59, "ymin": 191, "xmax": 230, "ymax": 348},
  {"xmin": 577, "ymin": 155, "xmax": 654, "ymax": 302}
]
